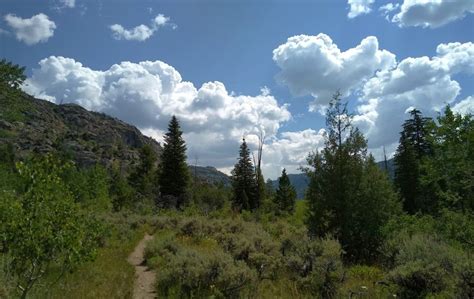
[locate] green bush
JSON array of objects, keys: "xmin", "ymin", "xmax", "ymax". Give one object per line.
[
  {"xmin": 146, "ymin": 232, "xmax": 256, "ymax": 298},
  {"xmin": 280, "ymin": 230, "xmax": 344, "ymax": 297},
  {"xmin": 192, "ymin": 182, "xmax": 230, "ymax": 213},
  {"xmin": 386, "ymin": 233, "xmax": 472, "ymax": 298},
  {"xmin": 62, "ymin": 164, "xmax": 112, "ymax": 211},
  {"xmin": 148, "ymin": 214, "xmax": 346, "ymax": 298},
  {"xmin": 0, "ymin": 155, "xmax": 105, "ymax": 298}
]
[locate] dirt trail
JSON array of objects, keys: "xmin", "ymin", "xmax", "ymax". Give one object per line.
[{"xmin": 127, "ymin": 234, "xmax": 157, "ymax": 299}]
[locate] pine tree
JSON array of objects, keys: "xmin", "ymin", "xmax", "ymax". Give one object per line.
[
  {"xmin": 128, "ymin": 144, "xmax": 157, "ymax": 199},
  {"xmin": 394, "ymin": 108, "xmax": 433, "ymax": 214},
  {"xmin": 265, "ymin": 178, "xmax": 275, "ymax": 199},
  {"xmin": 304, "ymin": 92, "xmax": 400, "ymax": 262},
  {"xmin": 274, "ymin": 168, "xmax": 297, "ymax": 214},
  {"xmin": 158, "ymin": 116, "xmax": 189, "ymax": 209},
  {"xmin": 231, "ymin": 138, "xmax": 257, "ymax": 211}
]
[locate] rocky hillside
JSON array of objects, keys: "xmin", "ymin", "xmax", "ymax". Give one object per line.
[
  {"xmin": 0, "ymin": 89, "xmax": 162, "ymax": 170},
  {"xmin": 0, "ymin": 89, "xmax": 232, "ymax": 185}
]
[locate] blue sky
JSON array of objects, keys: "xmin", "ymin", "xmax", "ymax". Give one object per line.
[{"xmin": 1, "ymin": 0, "xmax": 473, "ymax": 178}]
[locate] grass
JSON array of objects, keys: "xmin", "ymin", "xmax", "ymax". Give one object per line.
[
  {"xmin": 0, "ymin": 89, "xmax": 35, "ymax": 123},
  {"xmin": 291, "ymin": 199, "xmax": 307, "ymax": 227},
  {"xmin": 26, "ymin": 214, "xmax": 151, "ymax": 299}
]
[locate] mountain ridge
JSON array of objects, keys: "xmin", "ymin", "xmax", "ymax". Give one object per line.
[{"xmin": 0, "ymin": 90, "xmax": 231, "ymax": 185}]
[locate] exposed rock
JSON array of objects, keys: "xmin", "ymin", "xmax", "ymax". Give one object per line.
[{"xmin": 0, "ymin": 89, "xmax": 162, "ymax": 171}]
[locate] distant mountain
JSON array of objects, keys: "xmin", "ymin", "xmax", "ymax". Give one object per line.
[
  {"xmin": 190, "ymin": 165, "xmax": 231, "ymax": 186},
  {"xmin": 270, "ymin": 159, "xmax": 395, "ymax": 199},
  {"xmin": 270, "ymin": 173, "xmax": 309, "ymax": 199}
]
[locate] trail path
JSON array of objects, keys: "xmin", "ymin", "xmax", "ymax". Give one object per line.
[{"xmin": 127, "ymin": 234, "xmax": 157, "ymax": 299}]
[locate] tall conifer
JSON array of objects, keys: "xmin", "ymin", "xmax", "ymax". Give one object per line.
[
  {"xmin": 394, "ymin": 109, "xmax": 433, "ymax": 214},
  {"xmin": 158, "ymin": 116, "xmax": 189, "ymax": 208},
  {"xmin": 274, "ymin": 168, "xmax": 297, "ymax": 214},
  {"xmin": 305, "ymin": 93, "xmax": 400, "ymax": 262},
  {"xmin": 231, "ymin": 138, "xmax": 257, "ymax": 211}
]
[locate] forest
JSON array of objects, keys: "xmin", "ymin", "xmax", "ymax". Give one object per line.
[{"xmin": 1, "ymin": 58, "xmax": 473, "ymax": 299}]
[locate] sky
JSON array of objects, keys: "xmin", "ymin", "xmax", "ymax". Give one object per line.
[{"xmin": 1, "ymin": 0, "xmax": 473, "ymax": 179}]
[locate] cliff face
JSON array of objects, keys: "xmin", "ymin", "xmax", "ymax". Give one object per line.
[{"xmin": 0, "ymin": 89, "xmax": 162, "ymax": 170}]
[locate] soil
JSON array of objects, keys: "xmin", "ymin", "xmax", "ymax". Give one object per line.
[{"xmin": 127, "ymin": 234, "xmax": 157, "ymax": 299}]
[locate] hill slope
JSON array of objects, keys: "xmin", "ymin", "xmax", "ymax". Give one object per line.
[
  {"xmin": 0, "ymin": 89, "xmax": 232, "ymax": 185},
  {"xmin": 0, "ymin": 89, "xmax": 162, "ymax": 170}
]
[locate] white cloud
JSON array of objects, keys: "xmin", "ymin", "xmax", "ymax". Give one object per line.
[
  {"xmin": 272, "ymin": 33, "xmax": 396, "ymax": 111},
  {"xmin": 379, "ymin": 3, "xmax": 399, "ymax": 14},
  {"xmin": 59, "ymin": 0, "xmax": 75, "ymax": 8},
  {"xmin": 379, "ymin": 3, "xmax": 400, "ymax": 20},
  {"xmin": 273, "ymin": 33, "xmax": 473, "ymax": 162},
  {"xmin": 262, "ymin": 129, "xmax": 326, "ymax": 177},
  {"xmin": 110, "ymin": 14, "xmax": 175, "ymax": 41},
  {"xmin": 355, "ymin": 41, "xmax": 474, "ymax": 154},
  {"xmin": 391, "ymin": 0, "xmax": 474, "ymax": 28},
  {"xmin": 110, "ymin": 24, "xmax": 154, "ymax": 41},
  {"xmin": 452, "ymin": 96, "xmax": 474, "ymax": 115},
  {"xmin": 347, "ymin": 0, "xmax": 375, "ymax": 18},
  {"xmin": 4, "ymin": 13, "xmax": 56, "ymax": 45},
  {"xmin": 23, "ymin": 56, "xmax": 293, "ymax": 179}
]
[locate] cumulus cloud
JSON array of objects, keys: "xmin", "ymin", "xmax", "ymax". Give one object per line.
[
  {"xmin": 272, "ymin": 33, "xmax": 396, "ymax": 111},
  {"xmin": 355, "ymin": 41, "xmax": 474, "ymax": 154},
  {"xmin": 273, "ymin": 33, "xmax": 473, "ymax": 161},
  {"xmin": 390, "ymin": 0, "xmax": 474, "ymax": 28},
  {"xmin": 23, "ymin": 56, "xmax": 293, "ymax": 178},
  {"xmin": 4, "ymin": 13, "xmax": 56, "ymax": 45},
  {"xmin": 347, "ymin": 0, "xmax": 375, "ymax": 18},
  {"xmin": 110, "ymin": 14, "xmax": 175, "ymax": 41},
  {"xmin": 263, "ymin": 129, "xmax": 326, "ymax": 176},
  {"xmin": 452, "ymin": 96, "xmax": 474, "ymax": 115}
]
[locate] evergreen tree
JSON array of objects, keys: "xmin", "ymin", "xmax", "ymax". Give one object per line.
[
  {"xmin": 394, "ymin": 108, "xmax": 433, "ymax": 214},
  {"xmin": 129, "ymin": 144, "xmax": 158, "ymax": 199},
  {"xmin": 274, "ymin": 168, "xmax": 297, "ymax": 214},
  {"xmin": 158, "ymin": 116, "xmax": 189, "ymax": 209},
  {"xmin": 304, "ymin": 93, "xmax": 400, "ymax": 262},
  {"xmin": 231, "ymin": 138, "xmax": 257, "ymax": 211},
  {"xmin": 421, "ymin": 106, "xmax": 474, "ymax": 212},
  {"xmin": 265, "ymin": 178, "xmax": 275, "ymax": 199}
]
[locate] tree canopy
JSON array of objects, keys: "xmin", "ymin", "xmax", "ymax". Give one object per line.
[{"xmin": 304, "ymin": 93, "xmax": 401, "ymax": 262}]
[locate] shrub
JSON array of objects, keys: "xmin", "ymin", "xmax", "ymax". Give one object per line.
[
  {"xmin": 280, "ymin": 230, "xmax": 344, "ymax": 297},
  {"xmin": 0, "ymin": 155, "xmax": 105, "ymax": 298},
  {"xmin": 147, "ymin": 234, "xmax": 256, "ymax": 298},
  {"xmin": 192, "ymin": 183, "xmax": 230, "ymax": 213},
  {"xmin": 386, "ymin": 233, "xmax": 472, "ymax": 298}
]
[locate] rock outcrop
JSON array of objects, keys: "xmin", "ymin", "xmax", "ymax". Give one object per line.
[{"xmin": 0, "ymin": 89, "xmax": 162, "ymax": 170}]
